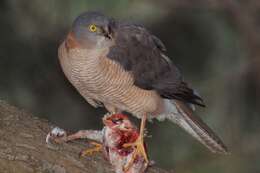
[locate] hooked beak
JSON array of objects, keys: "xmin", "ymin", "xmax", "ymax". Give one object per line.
[{"xmin": 102, "ymin": 26, "xmax": 112, "ymax": 39}]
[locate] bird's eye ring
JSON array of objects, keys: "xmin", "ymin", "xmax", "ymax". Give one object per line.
[{"xmin": 89, "ymin": 24, "xmax": 97, "ymax": 32}]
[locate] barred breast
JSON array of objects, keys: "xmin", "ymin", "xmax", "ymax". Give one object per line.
[{"xmin": 58, "ymin": 41, "xmax": 164, "ymax": 118}]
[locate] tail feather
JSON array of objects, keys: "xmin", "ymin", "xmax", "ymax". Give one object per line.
[{"xmin": 167, "ymin": 100, "xmax": 228, "ymax": 154}]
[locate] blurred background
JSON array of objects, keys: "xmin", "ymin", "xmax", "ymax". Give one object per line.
[{"xmin": 0, "ymin": 0, "xmax": 259, "ymax": 172}]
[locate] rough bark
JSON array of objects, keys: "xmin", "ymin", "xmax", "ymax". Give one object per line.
[{"xmin": 0, "ymin": 100, "xmax": 170, "ymax": 173}]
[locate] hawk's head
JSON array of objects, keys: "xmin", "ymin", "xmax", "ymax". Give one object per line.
[
  {"xmin": 70, "ymin": 11, "xmax": 115, "ymax": 49},
  {"xmin": 103, "ymin": 114, "xmax": 135, "ymax": 131}
]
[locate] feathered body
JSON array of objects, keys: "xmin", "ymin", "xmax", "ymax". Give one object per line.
[{"xmin": 58, "ymin": 11, "xmax": 228, "ymax": 154}]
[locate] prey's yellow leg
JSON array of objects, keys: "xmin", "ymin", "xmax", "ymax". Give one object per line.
[
  {"xmin": 123, "ymin": 114, "xmax": 149, "ymax": 171},
  {"xmin": 80, "ymin": 141, "xmax": 102, "ymax": 157}
]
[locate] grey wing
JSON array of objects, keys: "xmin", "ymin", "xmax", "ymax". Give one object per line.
[
  {"xmin": 107, "ymin": 23, "xmax": 228, "ymax": 154},
  {"xmin": 107, "ymin": 23, "xmax": 204, "ymax": 107}
]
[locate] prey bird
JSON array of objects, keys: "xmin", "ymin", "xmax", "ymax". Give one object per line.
[
  {"xmin": 46, "ymin": 114, "xmax": 148, "ymax": 173},
  {"xmin": 58, "ymin": 11, "xmax": 228, "ymax": 168}
]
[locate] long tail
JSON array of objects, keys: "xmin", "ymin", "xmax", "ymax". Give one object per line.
[{"xmin": 166, "ymin": 100, "xmax": 228, "ymax": 154}]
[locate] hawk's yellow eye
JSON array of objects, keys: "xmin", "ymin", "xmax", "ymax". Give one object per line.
[{"xmin": 89, "ymin": 24, "xmax": 97, "ymax": 32}]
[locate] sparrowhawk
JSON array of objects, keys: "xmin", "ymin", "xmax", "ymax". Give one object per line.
[{"xmin": 58, "ymin": 11, "xmax": 228, "ymax": 168}]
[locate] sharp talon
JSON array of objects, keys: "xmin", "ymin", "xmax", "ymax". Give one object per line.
[
  {"xmin": 79, "ymin": 141, "xmax": 102, "ymax": 158},
  {"xmin": 123, "ymin": 137, "xmax": 149, "ymax": 172}
]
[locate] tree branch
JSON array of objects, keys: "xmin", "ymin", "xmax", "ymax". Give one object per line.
[{"xmin": 0, "ymin": 100, "xmax": 170, "ymax": 173}]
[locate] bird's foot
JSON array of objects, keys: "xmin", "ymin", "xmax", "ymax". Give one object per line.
[
  {"xmin": 46, "ymin": 127, "xmax": 103, "ymax": 157},
  {"xmin": 79, "ymin": 141, "xmax": 102, "ymax": 157},
  {"xmin": 123, "ymin": 136, "xmax": 149, "ymax": 172},
  {"xmin": 46, "ymin": 127, "xmax": 68, "ymax": 144}
]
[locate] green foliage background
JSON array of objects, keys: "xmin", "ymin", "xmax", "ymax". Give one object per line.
[{"xmin": 0, "ymin": 0, "xmax": 259, "ymax": 172}]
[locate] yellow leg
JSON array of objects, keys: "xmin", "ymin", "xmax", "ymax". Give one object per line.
[
  {"xmin": 123, "ymin": 114, "xmax": 149, "ymax": 171},
  {"xmin": 80, "ymin": 142, "xmax": 102, "ymax": 157}
]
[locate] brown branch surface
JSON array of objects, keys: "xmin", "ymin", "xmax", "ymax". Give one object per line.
[{"xmin": 0, "ymin": 100, "xmax": 170, "ymax": 173}]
